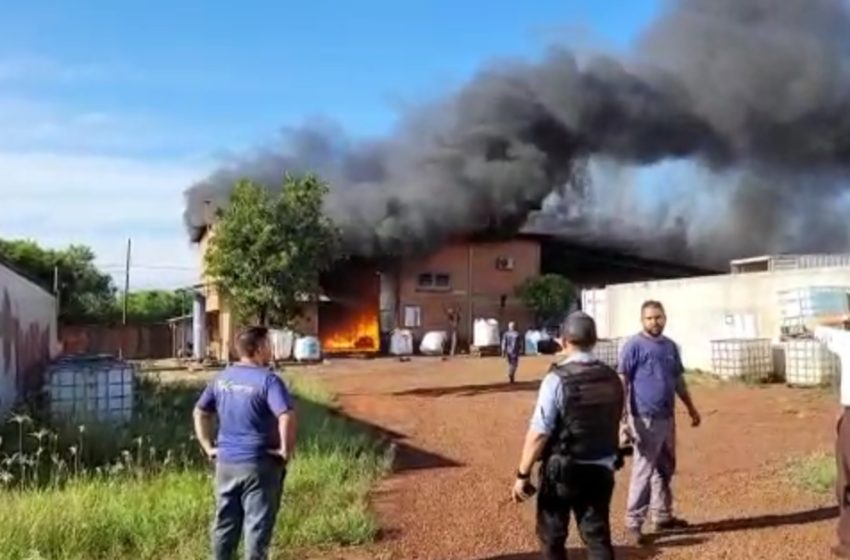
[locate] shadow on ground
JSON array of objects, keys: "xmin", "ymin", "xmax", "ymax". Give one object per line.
[
  {"xmin": 657, "ymin": 506, "xmax": 837, "ymax": 536},
  {"xmin": 393, "ymin": 380, "xmax": 541, "ymax": 398},
  {"xmin": 479, "ymin": 536, "xmax": 709, "ymax": 559},
  {"xmin": 320, "ymin": 400, "xmax": 463, "ymax": 472}
]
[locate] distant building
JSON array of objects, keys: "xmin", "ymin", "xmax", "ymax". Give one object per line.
[{"xmin": 193, "ymin": 228, "xmax": 715, "ymax": 362}]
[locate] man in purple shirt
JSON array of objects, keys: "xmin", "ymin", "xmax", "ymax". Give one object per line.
[
  {"xmin": 619, "ymin": 300, "xmax": 700, "ymax": 546},
  {"xmin": 193, "ymin": 326, "xmax": 297, "ymax": 560}
]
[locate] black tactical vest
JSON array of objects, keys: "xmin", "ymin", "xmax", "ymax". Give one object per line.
[{"xmin": 543, "ymin": 360, "xmax": 624, "ymax": 463}]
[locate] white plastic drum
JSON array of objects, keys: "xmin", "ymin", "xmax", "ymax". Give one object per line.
[
  {"xmin": 294, "ymin": 336, "xmax": 321, "ymax": 362},
  {"xmin": 473, "ymin": 319, "xmax": 500, "ymax": 347},
  {"xmin": 390, "ymin": 329, "xmax": 414, "ymax": 356},
  {"xmin": 524, "ymin": 330, "xmax": 542, "ymax": 356},
  {"xmin": 419, "ymin": 331, "xmax": 448, "ymax": 355},
  {"xmin": 269, "ymin": 329, "xmax": 295, "ymax": 361}
]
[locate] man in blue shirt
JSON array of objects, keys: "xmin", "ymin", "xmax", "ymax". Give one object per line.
[
  {"xmin": 511, "ymin": 312, "xmax": 624, "ymax": 560},
  {"xmin": 620, "ymin": 300, "xmax": 700, "ymax": 545},
  {"xmin": 194, "ymin": 326, "xmax": 297, "ymax": 560}
]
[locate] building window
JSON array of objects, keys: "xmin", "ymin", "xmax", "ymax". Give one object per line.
[
  {"xmin": 495, "ymin": 256, "xmax": 515, "ymax": 271},
  {"xmin": 403, "ymin": 305, "xmax": 422, "ymax": 328},
  {"xmin": 416, "ymin": 272, "xmax": 451, "ymax": 291}
]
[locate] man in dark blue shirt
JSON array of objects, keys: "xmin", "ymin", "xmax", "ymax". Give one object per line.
[
  {"xmin": 194, "ymin": 326, "xmax": 297, "ymax": 560},
  {"xmin": 619, "ymin": 300, "xmax": 700, "ymax": 546}
]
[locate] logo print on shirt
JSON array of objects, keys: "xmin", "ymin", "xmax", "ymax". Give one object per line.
[{"xmin": 217, "ymin": 379, "xmax": 257, "ymax": 395}]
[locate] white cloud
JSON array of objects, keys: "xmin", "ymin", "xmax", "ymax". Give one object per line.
[{"xmin": 0, "ymin": 150, "xmax": 210, "ymax": 289}]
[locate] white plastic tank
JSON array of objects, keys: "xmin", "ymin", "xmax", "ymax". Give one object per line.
[
  {"xmin": 420, "ymin": 331, "xmax": 448, "ymax": 355},
  {"xmin": 473, "ymin": 319, "xmax": 500, "ymax": 347},
  {"xmin": 710, "ymin": 338, "xmax": 773, "ymax": 382},
  {"xmin": 784, "ymin": 339, "xmax": 841, "ymax": 387},
  {"xmin": 390, "ymin": 329, "xmax": 414, "ymax": 356},
  {"xmin": 46, "ymin": 356, "xmax": 135, "ymax": 424},
  {"xmin": 269, "ymin": 329, "xmax": 295, "ymax": 361},
  {"xmin": 294, "ymin": 336, "xmax": 321, "ymax": 362},
  {"xmin": 524, "ymin": 330, "xmax": 542, "ymax": 356}
]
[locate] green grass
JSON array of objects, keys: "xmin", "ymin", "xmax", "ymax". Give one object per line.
[
  {"xmin": 788, "ymin": 452, "xmax": 836, "ymax": 494},
  {"xmin": 0, "ymin": 371, "xmax": 390, "ymax": 559}
]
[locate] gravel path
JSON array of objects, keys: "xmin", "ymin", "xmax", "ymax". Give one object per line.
[{"xmin": 312, "ymin": 355, "xmax": 838, "ymax": 559}]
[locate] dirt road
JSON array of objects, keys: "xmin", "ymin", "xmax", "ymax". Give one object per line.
[{"xmin": 310, "ymin": 355, "xmax": 838, "ymax": 559}]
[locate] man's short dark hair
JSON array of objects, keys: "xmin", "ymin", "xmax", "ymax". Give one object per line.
[
  {"xmin": 641, "ymin": 300, "xmax": 665, "ymax": 314},
  {"xmin": 236, "ymin": 326, "xmax": 269, "ymax": 358},
  {"xmin": 560, "ymin": 311, "xmax": 598, "ymax": 350}
]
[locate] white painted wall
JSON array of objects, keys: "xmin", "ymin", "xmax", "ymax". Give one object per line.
[
  {"xmin": 584, "ymin": 266, "xmax": 850, "ymax": 371},
  {"xmin": 0, "ymin": 263, "xmax": 58, "ymax": 415}
]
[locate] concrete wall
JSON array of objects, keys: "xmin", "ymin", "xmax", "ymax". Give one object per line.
[
  {"xmin": 398, "ymin": 239, "xmax": 540, "ymax": 344},
  {"xmin": 588, "ymin": 266, "xmax": 850, "ymax": 371},
  {"xmin": 0, "ymin": 263, "xmax": 58, "ymax": 414}
]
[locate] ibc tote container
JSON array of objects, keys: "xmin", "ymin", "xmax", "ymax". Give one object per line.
[
  {"xmin": 779, "ymin": 286, "xmax": 850, "ymax": 332},
  {"xmin": 710, "ymin": 339, "xmax": 773, "ymax": 382},
  {"xmin": 594, "ymin": 339, "xmax": 620, "ymax": 370},
  {"xmin": 46, "ymin": 355, "xmax": 136, "ymax": 424},
  {"xmin": 783, "ymin": 339, "xmax": 841, "ymax": 387}
]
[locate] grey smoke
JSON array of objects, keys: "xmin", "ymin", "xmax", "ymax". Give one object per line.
[{"xmin": 184, "ymin": 0, "xmax": 850, "ymax": 265}]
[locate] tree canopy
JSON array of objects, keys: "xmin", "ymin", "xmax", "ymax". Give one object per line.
[
  {"xmin": 0, "ymin": 238, "xmax": 191, "ymax": 324},
  {"xmin": 516, "ymin": 274, "xmax": 576, "ymax": 328},
  {"xmin": 204, "ymin": 174, "xmax": 342, "ymax": 326}
]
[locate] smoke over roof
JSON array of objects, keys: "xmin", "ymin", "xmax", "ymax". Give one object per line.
[{"xmin": 184, "ymin": 0, "xmax": 850, "ymax": 266}]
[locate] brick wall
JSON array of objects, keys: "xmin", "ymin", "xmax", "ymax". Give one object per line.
[{"xmin": 397, "ymin": 238, "xmax": 540, "ymax": 345}]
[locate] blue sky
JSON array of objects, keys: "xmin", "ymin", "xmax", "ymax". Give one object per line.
[{"xmin": 0, "ymin": 0, "xmax": 661, "ymax": 288}]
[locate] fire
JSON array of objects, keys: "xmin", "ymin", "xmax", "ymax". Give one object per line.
[{"xmin": 320, "ymin": 307, "xmax": 380, "ymax": 353}]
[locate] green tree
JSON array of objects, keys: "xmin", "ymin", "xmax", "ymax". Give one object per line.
[
  {"xmin": 516, "ymin": 274, "xmax": 576, "ymax": 327},
  {"xmin": 204, "ymin": 174, "xmax": 342, "ymax": 325},
  {"xmin": 0, "ymin": 239, "xmax": 116, "ymax": 323},
  {"xmin": 122, "ymin": 289, "xmax": 191, "ymax": 323}
]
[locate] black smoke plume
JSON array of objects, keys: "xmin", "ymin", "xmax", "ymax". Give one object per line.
[{"xmin": 184, "ymin": 0, "xmax": 850, "ymax": 266}]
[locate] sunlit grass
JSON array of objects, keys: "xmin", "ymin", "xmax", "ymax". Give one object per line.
[{"xmin": 0, "ymin": 371, "xmax": 389, "ymax": 559}]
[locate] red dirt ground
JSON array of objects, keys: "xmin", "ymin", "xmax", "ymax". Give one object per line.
[{"xmin": 302, "ymin": 355, "xmax": 839, "ymax": 560}]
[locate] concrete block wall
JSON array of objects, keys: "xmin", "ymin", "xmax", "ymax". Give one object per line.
[{"xmin": 595, "ymin": 266, "xmax": 850, "ymax": 371}]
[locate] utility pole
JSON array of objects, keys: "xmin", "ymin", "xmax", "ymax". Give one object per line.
[{"xmin": 122, "ymin": 238, "xmax": 132, "ymax": 325}]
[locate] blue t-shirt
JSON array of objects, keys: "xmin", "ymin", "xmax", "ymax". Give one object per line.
[
  {"xmin": 619, "ymin": 334, "xmax": 683, "ymax": 419},
  {"xmin": 196, "ymin": 364, "xmax": 294, "ymax": 464}
]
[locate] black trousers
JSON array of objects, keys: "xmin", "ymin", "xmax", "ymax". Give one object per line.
[{"xmin": 536, "ymin": 462, "xmax": 615, "ymax": 560}]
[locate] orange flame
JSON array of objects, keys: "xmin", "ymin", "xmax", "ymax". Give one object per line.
[{"xmin": 320, "ymin": 307, "xmax": 380, "ymax": 353}]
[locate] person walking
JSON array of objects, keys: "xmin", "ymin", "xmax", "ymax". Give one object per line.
[
  {"xmin": 446, "ymin": 307, "xmax": 461, "ymax": 357},
  {"xmin": 193, "ymin": 326, "xmax": 297, "ymax": 560},
  {"xmin": 501, "ymin": 321, "xmax": 523, "ymax": 383},
  {"xmin": 620, "ymin": 300, "xmax": 700, "ymax": 545},
  {"xmin": 813, "ymin": 322, "xmax": 850, "ymax": 558},
  {"xmin": 511, "ymin": 312, "xmax": 625, "ymax": 560}
]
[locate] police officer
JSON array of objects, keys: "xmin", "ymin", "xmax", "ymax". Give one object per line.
[{"xmin": 511, "ymin": 311, "xmax": 625, "ymax": 560}]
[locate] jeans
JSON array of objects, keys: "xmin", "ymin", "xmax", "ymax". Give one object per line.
[
  {"xmin": 537, "ymin": 461, "xmax": 615, "ymax": 560},
  {"xmin": 212, "ymin": 457, "xmax": 286, "ymax": 560}
]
